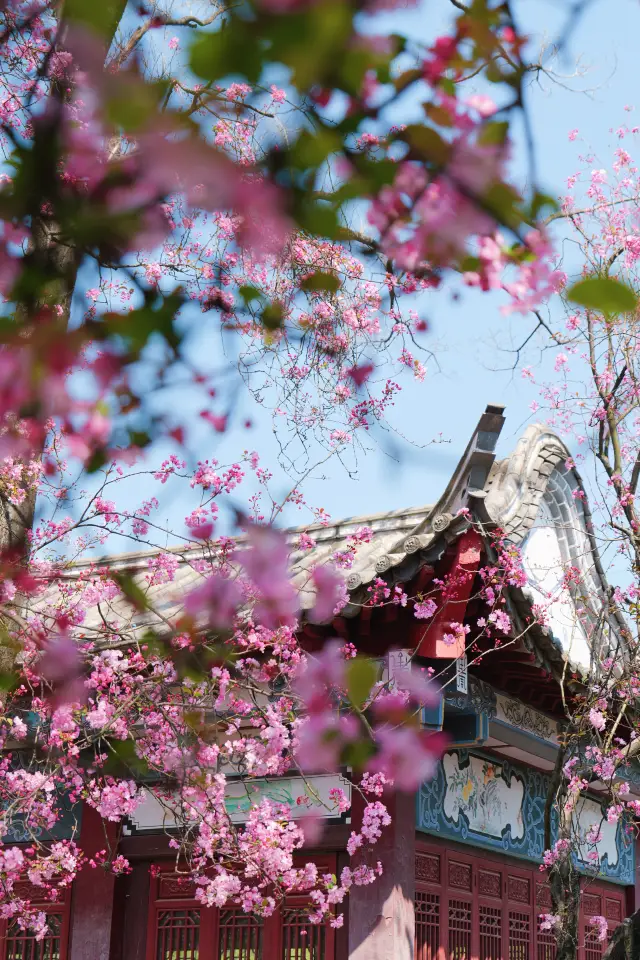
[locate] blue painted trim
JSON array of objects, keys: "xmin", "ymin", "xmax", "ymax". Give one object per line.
[{"xmin": 422, "ymin": 697, "xmax": 444, "ymax": 730}]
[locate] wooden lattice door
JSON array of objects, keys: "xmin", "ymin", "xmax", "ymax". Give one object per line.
[
  {"xmin": 147, "ymin": 858, "xmax": 336, "ymax": 960},
  {"xmin": 415, "ymin": 840, "xmax": 628, "ymax": 960},
  {"xmin": 0, "ymin": 882, "xmax": 70, "ymax": 960}
]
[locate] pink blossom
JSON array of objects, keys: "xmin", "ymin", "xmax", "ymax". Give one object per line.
[
  {"xmin": 239, "ymin": 525, "xmax": 299, "ymax": 628},
  {"xmin": 270, "ymin": 85, "xmax": 286, "ymax": 103},
  {"xmin": 554, "ymin": 353, "xmax": 569, "ymax": 372},
  {"xmin": 346, "ymin": 364, "xmax": 374, "ymax": 387},
  {"xmin": 466, "ymin": 95, "xmax": 497, "ymax": 117},
  {"xmin": 36, "ymin": 628, "xmax": 85, "ymax": 705},
  {"xmin": 590, "ymin": 916, "xmax": 608, "ymax": 942},
  {"xmin": 369, "ymin": 727, "xmax": 445, "ymax": 790},
  {"xmin": 184, "ymin": 574, "xmax": 241, "ymax": 629},
  {"xmin": 414, "ymin": 598, "xmax": 437, "ymax": 619},
  {"xmin": 309, "ymin": 565, "xmax": 346, "ymax": 622}
]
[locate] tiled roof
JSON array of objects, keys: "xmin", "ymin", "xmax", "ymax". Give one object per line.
[{"xmin": 29, "ymin": 406, "xmax": 620, "ymax": 672}]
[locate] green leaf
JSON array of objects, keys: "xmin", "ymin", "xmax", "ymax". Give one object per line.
[
  {"xmin": 346, "ymin": 657, "xmax": 377, "ymax": 708},
  {"xmin": 478, "ymin": 121, "xmax": 509, "ymax": 146},
  {"xmin": 190, "ymin": 22, "xmax": 264, "ymax": 84},
  {"xmin": 104, "ymin": 293, "xmax": 183, "ymax": 358},
  {"xmin": 482, "ymin": 181, "xmax": 521, "ymax": 230},
  {"xmin": 300, "ymin": 272, "xmax": 341, "ymax": 293},
  {"xmin": 425, "ymin": 103, "xmax": 454, "ymax": 128},
  {"xmin": 341, "ymin": 738, "xmax": 376, "ymax": 769},
  {"xmin": 85, "ymin": 448, "xmax": 108, "ymax": 474},
  {"xmin": 105, "ymin": 80, "xmax": 169, "ymax": 133},
  {"xmin": 267, "ymin": 1, "xmax": 352, "ymax": 89},
  {"xmin": 295, "ymin": 201, "xmax": 340, "ymax": 239},
  {"xmin": 403, "ymin": 126, "xmax": 450, "ymax": 166},
  {"xmin": 128, "ymin": 430, "xmax": 152, "ymax": 449},
  {"xmin": 64, "ymin": 0, "xmax": 128, "ymax": 43},
  {"xmin": 529, "ymin": 191, "xmax": 558, "ymax": 221},
  {"xmin": 103, "ymin": 739, "xmax": 150, "ymax": 778},
  {"xmin": 567, "ymin": 277, "xmax": 638, "ymax": 314},
  {"xmin": 394, "ymin": 68, "xmax": 422, "ymax": 94},
  {"xmin": 113, "ymin": 570, "xmax": 150, "ymax": 611},
  {"xmin": 261, "ymin": 302, "xmax": 284, "ymax": 330},
  {"xmin": 238, "ymin": 285, "xmax": 263, "ymax": 305},
  {"xmin": 0, "ymin": 672, "xmax": 18, "ymax": 693},
  {"xmin": 290, "ymin": 129, "xmax": 341, "ymax": 170}
]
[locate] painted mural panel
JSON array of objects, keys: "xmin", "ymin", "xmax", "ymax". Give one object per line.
[
  {"xmin": 417, "ymin": 749, "xmax": 634, "ymax": 885},
  {"xmin": 442, "ymin": 752, "xmax": 525, "ymax": 841},
  {"xmin": 124, "ymin": 774, "xmax": 352, "ymax": 833}
]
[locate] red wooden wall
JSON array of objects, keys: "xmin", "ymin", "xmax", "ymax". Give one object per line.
[{"xmin": 415, "ymin": 839, "xmax": 626, "ymax": 960}]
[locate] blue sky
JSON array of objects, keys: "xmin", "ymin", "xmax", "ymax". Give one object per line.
[{"xmin": 49, "ymin": 0, "xmax": 640, "ymax": 547}]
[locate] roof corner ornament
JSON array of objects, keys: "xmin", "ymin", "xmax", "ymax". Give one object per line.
[
  {"xmin": 403, "ymin": 535, "xmax": 421, "ymax": 554},
  {"xmin": 426, "ymin": 404, "xmax": 507, "ymax": 528},
  {"xmin": 431, "ymin": 513, "xmax": 453, "ymax": 533}
]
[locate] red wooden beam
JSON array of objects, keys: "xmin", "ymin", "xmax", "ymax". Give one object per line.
[{"xmin": 410, "ymin": 530, "xmax": 483, "ymax": 659}]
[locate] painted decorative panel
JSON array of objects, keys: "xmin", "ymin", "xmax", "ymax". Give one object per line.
[
  {"xmin": 125, "ymin": 773, "xmax": 351, "ymax": 834},
  {"xmin": 442, "ymin": 752, "xmax": 525, "ymax": 841},
  {"xmin": 605, "ymin": 898, "xmax": 622, "ymax": 923},
  {"xmin": 417, "ymin": 749, "xmax": 634, "ymax": 885},
  {"xmin": 536, "ymin": 884, "xmax": 551, "ymax": 909},
  {"xmin": 2, "ymin": 791, "xmax": 79, "ymax": 843},
  {"xmin": 2, "ymin": 753, "xmax": 80, "ymax": 842}
]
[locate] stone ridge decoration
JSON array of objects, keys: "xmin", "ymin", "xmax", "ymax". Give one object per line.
[{"xmin": 416, "ymin": 749, "xmax": 634, "ymax": 885}]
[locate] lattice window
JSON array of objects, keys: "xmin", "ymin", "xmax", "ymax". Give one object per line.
[
  {"xmin": 156, "ymin": 909, "xmax": 200, "ymax": 960},
  {"xmin": 5, "ymin": 912, "xmax": 63, "ymax": 960},
  {"xmin": 281, "ymin": 907, "xmax": 326, "ymax": 960},
  {"xmin": 479, "ymin": 905, "xmax": 501, "ymax": 960},
  {"xmin": 535, "ymin": 917, "xmax": 556, "ymax": 960},
  {"xmin": 584, "ymin": 926, "xmax": 604, "ymax": 960},
  {"xmin": 415, "ymin": 891, "xmax": 439, "ymax": 960},
  {"xmin": 448, "ymin": 900, "xmax": 471, "ymax": 960},
  {"xmin": 218, "ymin": 908, "xmax": 262, "ymax": 960},
  {"xmin": 508, "ymin": 911, "xmax": 530, "ymax": 960}
]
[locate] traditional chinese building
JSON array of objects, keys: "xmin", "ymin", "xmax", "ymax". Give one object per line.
[{"xmin": 3, "ymin": 404, "xmax": 638, "ymax": 960}]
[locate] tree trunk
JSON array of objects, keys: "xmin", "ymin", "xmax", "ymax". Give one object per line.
[{"xmin": 602, "ymin": 909, "xmax": 640, "ymax": 960}]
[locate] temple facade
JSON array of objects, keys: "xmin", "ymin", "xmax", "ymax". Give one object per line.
[{"xmin": 2, "ymin": 404, "xmax": 637, "ymax": 960}]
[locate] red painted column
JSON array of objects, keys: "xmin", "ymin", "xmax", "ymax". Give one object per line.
[
  {"xmin": 348, "ymin": 790, "xmax": 415, "ymax": 960},
  {"xmin": 68, "ymin": 804, "xmax": 118, "ymax": 960},
  {"xmin": 114, "ymin": 861, "xmax": 151, "ymax": 960}
]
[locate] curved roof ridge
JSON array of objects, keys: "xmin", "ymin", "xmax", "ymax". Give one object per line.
[{"xmin": 483, "ymin": 423, "xmax": 572, "ymax": 542}]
